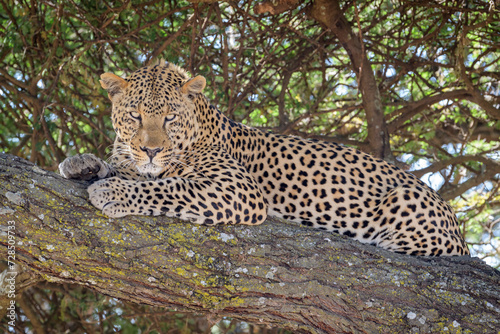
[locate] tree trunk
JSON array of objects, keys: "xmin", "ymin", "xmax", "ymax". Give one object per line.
[
  {"xmin": 0, "ymin": 153, "xmax": 499, "ymax": 333},
  {"xmin": 309, "ymin": 0, "xmax": 392, "ymax": 162}
]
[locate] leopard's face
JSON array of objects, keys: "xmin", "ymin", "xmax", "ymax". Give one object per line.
[{"xmin": 100, "ymin": 62, "xmax": 206, "ymax": 176}]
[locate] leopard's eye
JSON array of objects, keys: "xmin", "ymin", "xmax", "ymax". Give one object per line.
[
  {"xmin": 130, "ymin": 112, "xmax": 141, "ymax": 121},
  {"xmin": 164, "ymin": 114, "xmax": 177, "ymax": 124}
]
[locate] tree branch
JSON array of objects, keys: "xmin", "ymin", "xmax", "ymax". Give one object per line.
[
  {"xmin": 0, "ymin": 153, "xmax": 499, "ymax": 333},
  {"xmin": 386, "ymin": 89, "xmax": 473, "ymax": 133},
  {"xmin": 470, "ymin": 90, "xmax": 500, "ymax": 120},
  {"xmin": 412, "ymin": 155, "xmax": 499, "ymax": 179},
  {"xmin": 411, "ymin": 155, "xmax": 500, "ymax": 201},
  {"xmin": 309, "ymin": 0, "xmax": 392, "ymax": 162}
]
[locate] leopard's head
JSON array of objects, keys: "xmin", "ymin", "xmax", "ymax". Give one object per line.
[{"xmin": 100, "ymin": 61, "xmax": 206, "ymax": 176}]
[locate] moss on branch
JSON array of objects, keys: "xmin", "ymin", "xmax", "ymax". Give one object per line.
[{"xmin": 0, "ymin": 154, "xmax": 499, "ymax": 333}]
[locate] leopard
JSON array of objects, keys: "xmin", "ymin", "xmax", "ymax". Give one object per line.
[{"xmin": 59, "ymin": 60, "xmax": 469, "ymax": 256}]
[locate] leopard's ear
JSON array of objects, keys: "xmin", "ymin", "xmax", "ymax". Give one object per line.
[
  {"xmin": 180, "ymin": 75, "xmax": 206, "ymax": 98},
  {"xmin": 100, "ymin": 73, "xmax": 129, "ymax": 99}
]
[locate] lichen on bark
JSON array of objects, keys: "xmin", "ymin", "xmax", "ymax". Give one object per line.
[{"xmin": 0, "ymin": 153, "xmax": 499, "ymax": 333}]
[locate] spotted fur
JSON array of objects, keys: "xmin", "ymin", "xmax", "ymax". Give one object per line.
[{"xmin": 59, "ymin": 61, "xmax": 469, "ymax": 256}]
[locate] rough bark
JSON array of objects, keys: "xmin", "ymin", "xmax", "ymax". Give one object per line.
[{"xmin": 0, "ymin": 153, "xmax": 499, "ymax": 334}]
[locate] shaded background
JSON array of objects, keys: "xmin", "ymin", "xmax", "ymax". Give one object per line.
[{"xmin": 1, "ymin": 0, "xmax": 499, "ymax": 332}]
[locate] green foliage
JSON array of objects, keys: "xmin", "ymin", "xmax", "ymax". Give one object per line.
[{"xmin": 2, "ymin": 284, "xmax": 289, "ymax": 333}]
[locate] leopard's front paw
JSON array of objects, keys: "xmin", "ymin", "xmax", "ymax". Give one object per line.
[
  {"xmin": 88, "ymin": 177, "xmax": 131, "ymax": 218},
  {"xmin": 59, "ymin": 153, "xmax": 110, "ymax": 181}
]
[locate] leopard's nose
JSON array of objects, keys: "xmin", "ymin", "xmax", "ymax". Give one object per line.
[{"xmin": 140, "ymin": 146, "xmax": 163, "ymax": 160}]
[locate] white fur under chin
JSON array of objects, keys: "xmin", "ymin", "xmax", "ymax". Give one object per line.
[{"xmin": 136, "ymin": 163, "xmax": 164, "ymax": 176}]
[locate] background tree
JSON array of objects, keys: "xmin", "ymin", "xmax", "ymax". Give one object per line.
[{"xmin": 1, "ymin": 0, "xmax": 499, "ymax": 332}]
